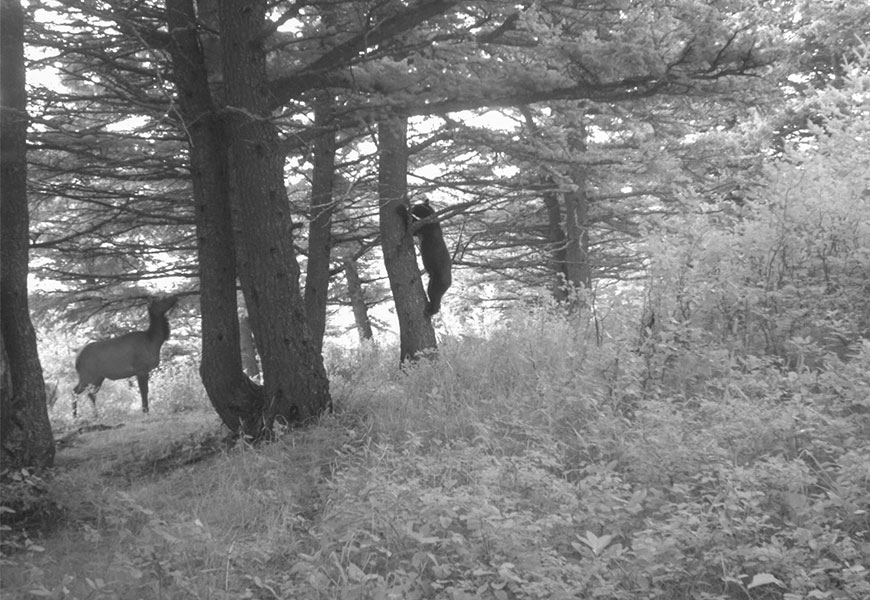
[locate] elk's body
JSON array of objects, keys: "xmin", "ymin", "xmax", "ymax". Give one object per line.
[{"xmin": 73, "ymin": 296, "xmax": 178, "ymax": 417}]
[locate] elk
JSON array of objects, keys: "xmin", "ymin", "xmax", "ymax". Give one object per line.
[{"xmin": 72, "ymin": 295, "xmax": 178, "ymax": 417}]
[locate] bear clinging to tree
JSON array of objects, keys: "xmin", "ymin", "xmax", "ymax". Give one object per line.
[{"xmin": 401, "ymin": 198, "xmax": 452, "ymax": 316}]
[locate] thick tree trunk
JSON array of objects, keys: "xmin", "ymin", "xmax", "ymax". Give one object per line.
[
  {"xmin": 542, "ymin": 185, "xmax": 570, "ymax": 302},
  {"xmin": 303, "ymin": 93, "xmax": 337, "ymax": 354},
  {"xmin": 377, "ymin": 116, "xmax": 436, "ymax": 363},
  {"xmin": 562, "ymin": 114, "xmax": 592, "ymax": 306},
  {"xmin": 343, "ymin": 256, "xmax": 373, "ymax": 342},
  {"xmin": 547, "ymin": 179, "xmax": 590, "ymax": 311},
  {"xmin": 219, "ymin": 0, "xmax": 331, "ymax": 427},
  {"xmin": 165, "ymin": 0, "xmax": 266, "ymax": 436},
  {"xmin": 563, "ymin": 182, "xmax": 591, "ymax": 292},
  {"xmin": 0, "ymin": 0, "xmax": 54, "ymax": 469}
]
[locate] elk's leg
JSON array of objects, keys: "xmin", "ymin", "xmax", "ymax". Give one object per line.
[
  {"xmin": 136, "ymin": 373, "xmax": 150, "ymax": 413},
  {"xmin": 87, "ymin": 380, "xmax": 102, "ymax": 418},
  {"xmin": 88, "ymin": 390, "xmax": 98, "ymax": 417},
  {"xmin": 72, "ymin": 380, "xmax": 88, "ymax": 418},
  {"xmin": 73, "ymin": 380, "xmax": 99, "ymax": 418}
]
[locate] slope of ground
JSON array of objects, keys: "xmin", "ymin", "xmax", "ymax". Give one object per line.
[{"xmin": 3, "ymin": 325, "xmax": 870, "ymax": 600}]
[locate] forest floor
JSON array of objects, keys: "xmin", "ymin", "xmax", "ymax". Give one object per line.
[
  {"xmin": 52, "ymin": 412, "xmax": 224, "ymax": 474},
  {"xmin": 2, "ymin": 324, "xmax": 870, "ymax": 600}
]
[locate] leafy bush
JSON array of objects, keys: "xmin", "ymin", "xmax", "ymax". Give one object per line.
[
  {"xmin": 643, "ymin": 49, "xmax": 870, "ymax": 371},
  {"xmin": 4, "ymin": 302, "xmax": 870, "ymax": 599},
  {"xmin": 147, "ymin": 360, "xmax": 210, "ymax": 414},
  {"xmin": 0, "ymin": 468, "xmax": 62, "ymax": 560}
]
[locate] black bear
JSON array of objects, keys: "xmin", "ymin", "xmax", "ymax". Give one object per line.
[{"xmin": 402, "ymin": 198, "xmax": 452, "ymax": 316}]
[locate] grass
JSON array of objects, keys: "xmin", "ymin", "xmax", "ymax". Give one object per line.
[{"xmin": 3, "ymin": 310, "xmax": 870, "ymax": 599}]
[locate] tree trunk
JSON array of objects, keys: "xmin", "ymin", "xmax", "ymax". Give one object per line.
[
  {"xmin": 0, "ymin": 0, "xmax": 54, "ymax": 469},
  {"xmin": 165, "ymin": 0, "xmax": 266, "ymax": 436},
  {"xmin": 303, "ymin": 93, "xmax": 337, "ymax": 354},
  {"xmin": 219, "ymin": 0, "xmax": 331, "ymax": 427},
  {"xmin": 525, "ymin": 106, "xmax": 591, "ymax": 308},
  {"xmin": 343, "ymin": 256, "xmax": 374, "ymax": 342},
  {"xmin": 377, "ymin": 116, "xmax": 436, "ymax": 363},
  {"xmin": 547, "ymin": 176, "xmax": 590, "ymax": 313},
  {"xmin": 563, "ymin": 182, "xmax": 591, "ymax": 293},
  {"xmin": 542, "ymin": 184, "xmax": 570, "ymax": 302},
  {"xmin": 562, "ymin": 113, "xmax": 592, "ymax": 306}
]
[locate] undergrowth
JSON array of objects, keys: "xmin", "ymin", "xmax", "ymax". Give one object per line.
[{"xmin": 3, "ymin": 309, "xmax": 870, "ymax": 599}]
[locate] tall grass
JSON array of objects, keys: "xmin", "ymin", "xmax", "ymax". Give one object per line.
[
  {"xmin": 3, "ymin": 307, "xmax": 869, "ymax": 599},
  {"xmin": 46, "ymin": 359, "xmax": 209, "ymax": 428}
]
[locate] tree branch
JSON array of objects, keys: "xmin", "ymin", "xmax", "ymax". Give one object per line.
[{"xmin": 268, "ymin": 0, "xmax": 458, "ymax": 108}]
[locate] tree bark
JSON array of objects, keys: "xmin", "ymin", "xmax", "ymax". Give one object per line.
[
  {"xmin": 542, "ymin": 184, "xmax": 569, "ymax": 302},
  {"xmin": 544, "ymin": 183, "xmax": 590, "ymax": 310},
  {"xmin": 377, "ymin": 116, "xmax": 436, "ymax": 363},
  {"xmin": 0, "ymin": 0, "xmax": 55, "ymax": 469},
  {"xmin": 343, "ymin": 256, "xmax": 374, "ymax": 342},
  {"xmin": 303, "ymin": 93, "xmax": 337, "ymax": 354},
  {"xmin": 562, "ymin": 113, "xmax": 592, "ymax": 304},
  {"xmin": 165, "ymin": 0, "xmax": 266, "ymax": 436},
  {"xmin": 563, "ymin": 183, "xmax": 591, "ymax": 292},
  {"xmin": 219, "ymin": 0, "xmax": 331, "ymax": 427}
]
